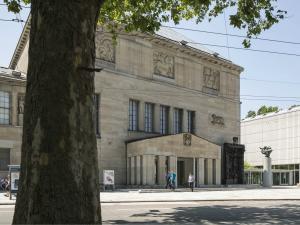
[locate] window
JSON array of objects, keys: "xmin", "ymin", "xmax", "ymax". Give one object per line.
[
  {"xmin": 0, "ymin": 148, "xmax": 10, "ymax": 171},
  {"xmin": 129, "ymin": 100, "xmax": 139, "ymax": 131},
  {"xmin": 93, "ymin": 94, "xmax": 100, "ymax": 136},
  {"xmin": 160, "ymin": 105, "xmax": 169, "ymax": 134},
  {"xmin": 0, "ymin": 91, "xmax": 10, "ymax": 125},
  {"xmin": 173, "ymin": 108, "xmax": 183, "ymax": 134},
  {"xmin": 187, "ymin": 110, "xmax": 195, "ymax": 134},
  {"xmin": 144, "ymin": 103, "xmax": 154, "ymax": 132}
]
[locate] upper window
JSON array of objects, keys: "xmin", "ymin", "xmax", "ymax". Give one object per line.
[
  {"xmin": 0, "ymin": 91, "xmax": 10, "ymax": 125},
  {"xmin": 129, "ymin": 100, "xmax": 139, "ymax": 131},
  {"xmin": 144, "ymin": 103, "xmax": 154, "ymax": 133},
  {"xmin": 93, "ymin": 94, "xmax": 100, "ymax": 136},
  {"xmin": 0, "ymin": 148, "xmax": 10, "ymax": 171},
  {"xmin": 160, "ymin": 105, "xmax": 169, "ymax": 134},
  {"xmin": 173, "ymin": 108, "xmax": 183, "ymax": 134},
  {"xmin": 187, "ymin": 110, "xmax": 196, "ymax": 134}
]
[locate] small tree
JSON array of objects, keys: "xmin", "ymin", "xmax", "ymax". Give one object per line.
[{"xmin": 246, "ymin": 110, "xmax": 256, "ymax": 118}]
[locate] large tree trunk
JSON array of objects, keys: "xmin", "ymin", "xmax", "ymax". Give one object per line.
[{"xmin": 13, "ymin": 0, "xmax": 103, "ymax": 224}]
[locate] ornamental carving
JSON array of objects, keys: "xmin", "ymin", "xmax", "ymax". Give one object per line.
[
  {"xmin": 183, "ymin": 133, "xmax": 192, "ymax": 146},
  {"xmin": 153, "ymin": 51, "xmax": 174, "ymax": 78},
  {"xmin": 203, "ymin": 67, "xmax": 220, "ymax": 91},
  {"xmin": 96, "ymin": 37, "xmax": 115, "ymax": 63},
  {"xmin": 18, "ymin": 94, "xmax": 25, "ymax": 114},
  {"xmin": 260, "ymin": 146, "xmax": 272, "ymax": 158},
  {"xmin": 211, "ymin": 114, "xmax": 224, "ymax": 126}
]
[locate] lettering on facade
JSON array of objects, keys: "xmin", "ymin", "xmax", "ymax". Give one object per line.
[
  {"xmin": 96, "ymin": 37, "xmax": 115, "ymax": 63},
  {"xmin": 211, "ymin": 114, "xmax": 224, "ymax": 126},
  {"xmin": 183, "ymin": 133, "xmax": 192, "ymax": 146},
  {"xmin": 153, "ymin": 51, "xmax": 174, "ymax": 78},
  {"xmin": 203, "ymin": 67, "xmax": 220, "ymax": 91}
]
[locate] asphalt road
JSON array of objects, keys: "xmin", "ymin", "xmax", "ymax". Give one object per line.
[{"xmin": 1, "ymin": 201, "xmax": 300, "ymax": 224}]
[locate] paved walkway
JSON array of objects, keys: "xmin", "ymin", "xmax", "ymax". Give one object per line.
[{"xmin": 1, "ymin": 186, "xmax": 299, "ymax": 205}]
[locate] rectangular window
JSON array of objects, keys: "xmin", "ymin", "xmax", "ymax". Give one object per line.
[
  {"xmin": 160, "ymin": 105, "xmax": 169, "ymax": 134},
  {"xmin": 173, "ymin": 108, "xmax": 183, "ymax": 134},
  {"xmin": 93, "ymin": 94, "xmax": 100, "ymax": 136},
  {"xmin": 129, "ymin": 100, "xmax": 139, "ymax": 131},
  {"xmin": 187, "ymin": 110, "xmax": 195, "ymax": 134},
  {"xmin": 0, "ymin": 91, "xmax": 10, "ymax": 125},
  {"xmin": 0, "ymin": 148, "xmax": 10, "ymax": 171},
  {"xmin": 144, "ymin": 103, "xmax": 154, "ymax": 133}
]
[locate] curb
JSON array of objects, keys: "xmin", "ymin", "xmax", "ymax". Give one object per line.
[{"xmin": 1, "ymin": 198, "xmax": 300, "ymax": 205}]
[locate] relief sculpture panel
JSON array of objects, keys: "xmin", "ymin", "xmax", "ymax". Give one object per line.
[
  {"xmin": 17, "ymin": 94, "xmax": 25, "ymax": 126},
  {"xmin": 96, "ymin": 36, "xmax": 115, "ymax": 63},
  {"xmin": 203, "ymin": 67, "xmax": 220, "ymax": 91},
  {"xmin": 153, "ymin": 51, "xmax": 174, "ymax": 78}
]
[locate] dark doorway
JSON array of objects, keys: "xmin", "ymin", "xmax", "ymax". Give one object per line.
[{"xmin": 177, "ymin": 160, "xmax": 184, "ymax": 186}]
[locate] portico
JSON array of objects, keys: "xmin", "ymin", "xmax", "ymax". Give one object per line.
[{"xmin": 126, "ymin": 133, "xmax": 221, "ymax": 187}]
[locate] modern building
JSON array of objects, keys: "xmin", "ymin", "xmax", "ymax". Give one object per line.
[
  {"xmin": 0, "ymin": 19, "xmax": 244, "ymax": 187},
  {"xmin": 242, "ymin": 107, "xmax": 300, "ymax": 185}
]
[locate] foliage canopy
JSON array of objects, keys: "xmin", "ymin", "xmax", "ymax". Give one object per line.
[{"xmin": 5, "ymin": 0, "xmax": 287, "ymax": 47}]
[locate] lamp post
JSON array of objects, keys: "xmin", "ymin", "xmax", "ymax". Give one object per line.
[{"xmin": 260, "ymin": 146, "xmax": 273, "ymax": 187}]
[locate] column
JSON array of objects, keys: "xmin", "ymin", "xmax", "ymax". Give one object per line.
[
  {"xmin": 158, "ymin": 155, "xmax": 167, "ymax": 185},
  {"xmin": 289, "ymin": 171, "xmax": 293, "ymax": 185},
  {"xmin": 142, "ymin": 155, "xmax": 155, "ymax": 185},
  {"xmin": 142, "ymin": 155, "xmax": 147, "ymax": 185},
  {"xmin": 263, "ymin": 157, "xmax": 272, "ymax": 187},
  {"xmin": 193, "ymin": 157, "xmax": 196, "ymax": 188},
  {"xmin": 154, "ymin": 104, "xmax": 160, "ymax": 133},
  {"xmin": 169, "ymin": 107, "xmax": 174, "ymax": 134},
  {"xmin": 127, "ymin": 157, "xmax": 130, "ymax": 185},
  {"xmin": 138, "ymin": 101, "xmax": 145, "ymax": 131},
  {"xmin": 130, "ymin": 157, "xmax": 135, "ymax": 185},
  {"xmin": 207, "ymin": 158, "xmax": 213, "ymax": 185},
  {"xmin": 136, "ymin": 155, "xmax": 141, "ymax": 185},
  {"xmin": 197, "ymin": 158, "xmax": 205, "ymax": 186},
  {"xmin": 169, "ymin": 156, "xmax": 177, "ymax": 187},
  {"xmin": 215, "ymin": 159, "xmax": 221, "ymax": 185},
  {"xmin": 182, "ymin": 109, "xmax": 188, "ymax": 132}
]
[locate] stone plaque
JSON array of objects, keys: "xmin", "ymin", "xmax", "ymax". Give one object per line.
[
  {"xmin": 96, "ymin": 37, "xmax": 115, "ymax": 63},
  {"xmin": 203, "ymin": 67, "xmax": 220, "ymax": 91},
  {"xmin": 153, "ymin": 51, "xmax": 174, "ymax": 78}
]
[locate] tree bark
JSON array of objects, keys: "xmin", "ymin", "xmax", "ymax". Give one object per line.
[{"xmin": 13, "ymin": 0, "xmax": 103, "ymax": 224}]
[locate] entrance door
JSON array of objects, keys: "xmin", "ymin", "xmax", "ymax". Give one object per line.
[{"xmin": 177, "ymin": 160, "xmax": 184, "ymax": 186}]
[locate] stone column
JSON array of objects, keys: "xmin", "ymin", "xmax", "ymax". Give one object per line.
[
  {"xmin": 154, "ymin": 104, "xmax": 160, "ymax": 133},
  {"xmin": 138, "ymin": 101, "xmax": 145, "ymax": 131},
  {"xmin": 142, "ymin": 155, "xmax": 147, "ymax": 185},
  {"xmin": 142, "ymin": 155, "xmax": 155, "ymax": 185},
  {"xmin": 193, "ymin": 157, "xmax": 196, "ymax": 188},
  {"xmin": 130, "ymin": 157, "xmax": 136, "ymax": 185},
  {"xmin": 289, "ymin": 171, "xmax": 293, "ymax": 185},
  {"xmin": 197, "ymin": 158, "xmax": 205, "ymax": 186},
  {"xmin": 169, "ymin": 156, "xmax": 177, "ymax": 187},
  {"xmin": 215, "ymin": 159, "xmax": 221, "ymax": 185},
  {"xmin": 207, "ymin": 158, "xmax": 213, "ymax": 185},
  {"xmin": 158, "ymin": 155, "xmax": 167, "ymax": 186},
  {"xmin": 11, "ymin": 92, "xmax": 18, "ymax": 126},
  {"xmin": 263, "ymin": 157, "xmax": 272, "ymax": 187},
  {"xmin": 169, "ymin": 107, "xmax": 174, "ymax": 134},
  {"xmin": 182, "ymin": 110, "xmax": 188, "ymax": 132},
  {"xmin": 136, "ymin": 155, "xmax": 141, "ymax": 185},
  {"xmin": 127, "ymin": 157, "xmax": 130, "ymax": 185}
]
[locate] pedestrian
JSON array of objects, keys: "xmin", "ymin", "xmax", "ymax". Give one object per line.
[
  {"xmin": 165, "ymin": 171, "xmax": 171, "ymax": 189},
  {"xmin": 188, "ymin": 173, "xmax": 195, "ymax": 192},
  {"xmin": 171, "ymin": 171, "xmax": 176, "ymax": 190}
]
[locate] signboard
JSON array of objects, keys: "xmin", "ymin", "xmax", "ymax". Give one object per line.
[
  {"xmin": 8, "ymin": 165, "xmax": 20, "ymax": 200},
  {"xmin": 103, "ymin": 170, "xmax": 114, "ymax": 185}
]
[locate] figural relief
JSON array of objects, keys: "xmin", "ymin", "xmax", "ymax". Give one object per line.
[
  {"xmin": 96, "ymin": 37, "xmax": 115, "ymax": 63},
  {"xmin": 203, "ymin": 67, "xmax": 220, "ymax": 91},
  {"xmin": 211, "ymin": 114, "xmax": 224, "ymax": 126},
  {"xmin": 153, "ymin": 51, "xmax": 174, "ymax": 78}
]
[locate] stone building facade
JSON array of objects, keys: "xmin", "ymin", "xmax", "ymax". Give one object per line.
[{"xmin": 2, "ymin": 20, "xmax": 243, "ymax": 187}]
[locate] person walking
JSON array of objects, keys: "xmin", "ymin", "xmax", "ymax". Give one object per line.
[
  {"xmin": 171, "ymin": 171, "xmax": 176, "ymax": 190},
  {"xmin": 188, "ymin": 173, "xmax": 195, "ymax": 192},
  {"xmin": 165, "ymin": 171, "xmax": 171, "ymax": 189}
]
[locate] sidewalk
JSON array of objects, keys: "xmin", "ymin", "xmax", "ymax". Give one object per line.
[{"xmin": 1, "ymin": 186, "xmax": 300, "ymax": 205}]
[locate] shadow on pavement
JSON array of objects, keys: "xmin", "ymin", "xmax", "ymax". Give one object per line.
[{"xmin": 103, "ymin": 202, "xmax": 300, "ymax": 224}]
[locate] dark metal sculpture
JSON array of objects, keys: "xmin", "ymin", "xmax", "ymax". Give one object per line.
[{"xmin": 260, "ymin": 146, "xmax": 272, "ymax": 158}]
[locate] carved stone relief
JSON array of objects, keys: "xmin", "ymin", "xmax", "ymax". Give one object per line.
[
  {"xmin": 17, "ymin": 94, "xmax": 25, "ymax": 126},
  {"xmin": 96, "ymin": 36, "xmax": 115, "ymax": 63},
  {"xmin": 203, "ymin": 67, "xmax": 220, "ymax": 91},
  {"xmin": 153, "ymin": 51, "xmax": 174, "ymax": 78},
  {"xmin": 183, "ymin": 133, "xmax": 192, "ymax": 146},
  {"xmin": 211, "ymin": 114, "xmax": 224, "ymax": 126}
]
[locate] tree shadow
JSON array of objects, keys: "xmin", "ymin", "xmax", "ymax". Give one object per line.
[{"xmin": 103, "ymin": 202, "xmax": 300, "ymax": 224}]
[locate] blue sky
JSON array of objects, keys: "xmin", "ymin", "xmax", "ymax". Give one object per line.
[{"xmin": 0, "ymin": 0, "xmax": 299, "ymax": 118}]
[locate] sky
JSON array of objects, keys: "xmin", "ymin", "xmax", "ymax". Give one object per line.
[{"xmin": 0, "ymin": 0, "xmax": 300, "ymax": 118}]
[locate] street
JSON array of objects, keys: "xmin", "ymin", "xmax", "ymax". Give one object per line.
[{"xmin": 1, "ymin": 200, "xmax": 300, "ymax": 224}]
